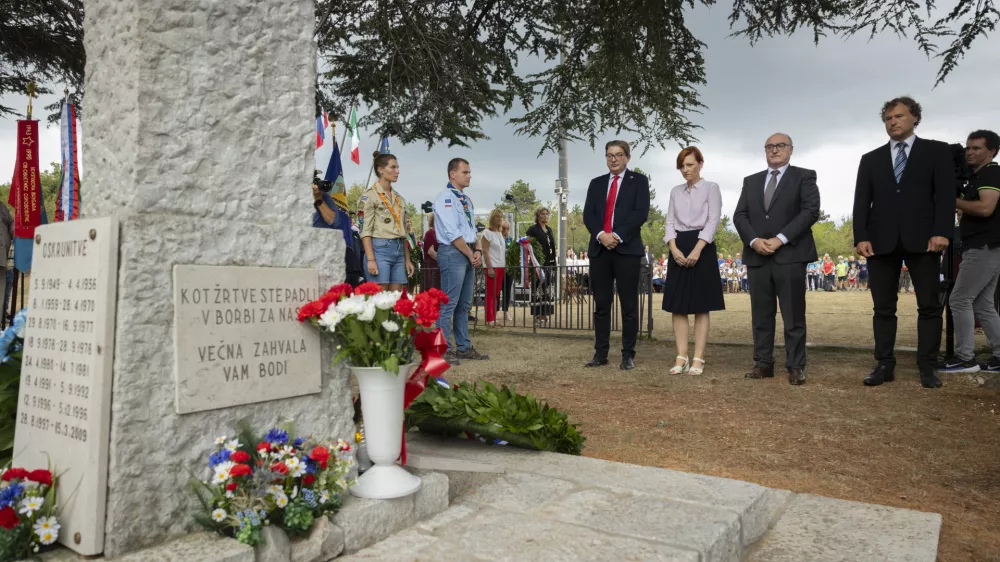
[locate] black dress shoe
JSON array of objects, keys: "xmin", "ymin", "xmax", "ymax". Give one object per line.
[
  {"xmin": 745, "ymin": 365, "xmax": 775, "ymax": 379},
  {"xmin": 920, "ymin": 371, "xmax": 943, "ymax": 389},
  {"xmin": 788, "ymin": 367, "xmax": 806, "ymax": 385},
  {"xmin": 585, "ymin": 357, "xmax": 609, "ymax": 368},
  {"xmin": 863, "ymin": 364, "xmax": 895, "ymax": 386},
  {"xmin": 620, "ymin": 356, "xmax": 635, "ymax": 371}
]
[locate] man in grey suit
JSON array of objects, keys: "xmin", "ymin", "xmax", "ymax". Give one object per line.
[
  {"xmin": 0, "ymin": 204, "xmax": 12, "ymax": 317},
  {"xmin": 733, "ymin": 133, "xmax": 821, "ymax": 385}
]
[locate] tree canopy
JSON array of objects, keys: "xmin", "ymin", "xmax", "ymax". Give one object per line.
[{"xmin": 2, "ymin": 0, "xmax": 995, "ymax": 149}]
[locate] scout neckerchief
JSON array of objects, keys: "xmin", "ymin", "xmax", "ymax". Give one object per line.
[
  {"xmin": 374, "ymin": 182, "xmax": 403, "ymax": 233},
  {"xmin": 447, "ymin": 183, "xmax": 474, "ymax": 228}
]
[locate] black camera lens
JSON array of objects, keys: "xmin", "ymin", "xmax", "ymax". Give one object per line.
[{"xmin": 315, "ymin": 179, "xmax": 334, "ymax": 193}]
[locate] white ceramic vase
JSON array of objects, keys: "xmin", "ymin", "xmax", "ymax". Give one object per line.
[{"xmin": 349, "ymin": 363, "xmax": 422, "ymax": 499}]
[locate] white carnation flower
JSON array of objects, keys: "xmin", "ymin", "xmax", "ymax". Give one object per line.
[
  {"xmin": 211, "ymin": 509, "xmax": 227, "ymax": 522},
  {"xmin": 318, "ymin": 308, "xmax": 343, "ymax": 330},
  {"xmin": 356, "ymin": 301, "xmax": 376, "ymax": 322},
  {"xmin": 372, "ymin": 291, "xmax": 401, "ymax": 310},
  {"xmin": 336, "ymin": 295, "xmax": 368, "ymax": 316},
  {"xmin": 382, "ymin": 320, "xmax": 400, "ymax": 332}
]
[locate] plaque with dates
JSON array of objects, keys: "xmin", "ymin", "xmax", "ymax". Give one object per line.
[
  {"xmin": 14, "ymin": 217, "xmax": 119, "ymax": 556},
  {"xmin": 173, "ymin": 265, "xmax": 322, "ymax": 414}
]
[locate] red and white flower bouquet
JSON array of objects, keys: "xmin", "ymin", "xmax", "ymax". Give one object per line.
[{"xmin": 298, "ymin": 282, "xmax": 450, "ymax": 499}]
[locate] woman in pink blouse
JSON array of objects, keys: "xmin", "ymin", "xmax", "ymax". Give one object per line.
[{"xmin": 662, "ymin": 147, "xmax": 725, "ymax": 376}]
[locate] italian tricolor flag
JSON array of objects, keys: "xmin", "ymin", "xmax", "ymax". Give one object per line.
[{"xmin": 348, "ymin": 106, "xmax": 360, "ymax": 165}]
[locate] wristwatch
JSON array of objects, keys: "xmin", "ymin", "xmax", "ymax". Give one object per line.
[{"xmin": 313, "ymin": 200, "xmax": 324, "ymax": 209}]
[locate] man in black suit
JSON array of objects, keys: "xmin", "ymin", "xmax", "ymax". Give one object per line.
[
  {"xmin": 583, "ymin": 140, "xmax": 651, "ymax": 370},
  {"xmin": 640, "ymin": 245, "xmax": 655, "ymax": 293},
  {"xmin": 853, "ymin": 96, "xmax": 955, "ymax": 389},
  {"xmin": 734, "ymin": 133, "xmax": 821, "ymax": 385}
]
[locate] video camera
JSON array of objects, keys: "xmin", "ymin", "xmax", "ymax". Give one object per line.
[
  {"xmin": 950, "ymin": 143, "xmax": 972, "ymax": 196},
  {"xmin": 421, "ymin": 201, "xmax": 433, "ymax": 213},
  {"xmin": 314, "ymin": 177, "xmax": 334, "ymax": 193}
]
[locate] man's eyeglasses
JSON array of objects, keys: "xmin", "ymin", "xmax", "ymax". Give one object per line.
[
  {"xmin": 605, "ymin": 153, "xmax": 626, "ymax": 160},
  {"xmin": 764, "ymin": 143, "xmax": 792, "ymax": 151}
]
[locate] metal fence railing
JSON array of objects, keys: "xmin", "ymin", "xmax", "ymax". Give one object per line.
[{"xmin": 408, "ymin": 265, "xmax": 654, "ymax": 338}]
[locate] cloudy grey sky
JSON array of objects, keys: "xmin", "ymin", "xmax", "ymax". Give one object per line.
[{"xmin": 3, "ymin": 5, "xmax": 999, "ymax": 226}]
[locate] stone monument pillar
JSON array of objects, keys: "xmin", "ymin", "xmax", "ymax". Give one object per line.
[{"xmin": 79, "ymin": 0, "xmax": 353, "ymax": 556}]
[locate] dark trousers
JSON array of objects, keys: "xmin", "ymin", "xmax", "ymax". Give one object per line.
[
  {"xmin": 747, "ymin": 260, "xmax": 807, "ymax": 370},
  {"xmin": 868, "ymin": 246, "xmax": 942, "ymax": 372},
  {"xmin": 590, "ymin": 251, "xmax": 641, "ymax": 359}
]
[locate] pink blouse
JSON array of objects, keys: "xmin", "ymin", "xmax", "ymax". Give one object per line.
[{"xmin": 663, "ymin": 179, "xmax": 722, "ymax": 244}]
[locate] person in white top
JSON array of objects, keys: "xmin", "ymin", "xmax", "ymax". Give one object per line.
[{"xmin": 480, "ymin": 208, "xmax": 507, "ymax": 326}]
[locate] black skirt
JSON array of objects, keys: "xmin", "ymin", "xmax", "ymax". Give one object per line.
[{"xmin": 661, "ymin": 230, "xmax": 726, "ymax": 314}]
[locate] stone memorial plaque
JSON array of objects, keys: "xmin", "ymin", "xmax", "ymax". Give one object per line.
[
  {"xmin": 173, "ymin": 265, "xmax": 322, "ymax": 414},
  {"xmin": 14, "ymin": 217, "xmax": 119, "ymax": 556}
]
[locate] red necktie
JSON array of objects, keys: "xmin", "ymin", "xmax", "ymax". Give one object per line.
[{"xmin": 603, "ymin": 175, "xmax": 619, "ymax": 233}]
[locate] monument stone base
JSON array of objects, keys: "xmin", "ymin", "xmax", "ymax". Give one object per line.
[{"xmin": 102, "ymin": 215, "xmax": 354, "ymax": 557}]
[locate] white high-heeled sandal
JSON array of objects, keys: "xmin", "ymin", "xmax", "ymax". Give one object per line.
[
  {"xmin": 689, "ymin": 358, "xmax": 705, "ymax": 375},
  {"xmin": 669, "ymin": 356, "xmax": 689, "ymax": 375}
]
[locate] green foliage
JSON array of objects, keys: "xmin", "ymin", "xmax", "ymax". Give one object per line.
[
  {"xmin": 406, "ymin": 381, "xmax": 586, "ymax": 455},
  {"xmin": 0, "ymin": 349, "xmax": 23, "ymax": 468},
  {"xmin": 504, "ymin": 237, "xmax": 546, "ymax": 285},
  {"xmin": 282, "ymin": 497, "xmax": 315, "ymax": 535},
  {"xmin": 0, "ymin": 520, "xmax": 32, "ymax": 561}
]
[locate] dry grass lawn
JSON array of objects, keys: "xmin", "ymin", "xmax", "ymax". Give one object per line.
[{"xmin": 447, "ymin": 293, "xmax": 1000, "ymax": 562}]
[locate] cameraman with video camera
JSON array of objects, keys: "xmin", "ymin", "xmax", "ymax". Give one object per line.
[
  {"xmin": 937, "ymin": 130, "xmax": 1000, "ymax": 375},
  {"xmin": 312, "ymin": 177, "xmax": 365, "ymax": 286}
]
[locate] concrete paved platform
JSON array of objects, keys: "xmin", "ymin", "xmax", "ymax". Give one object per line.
[{"xmin": 341, "ymin": 432, "xmax": 942, "ymax": 562}]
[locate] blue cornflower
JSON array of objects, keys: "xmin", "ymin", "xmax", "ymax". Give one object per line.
[
  {"xmin": 304, "ymin": 458, "xmax": 317, "ymax": 474},
  {"xmin": 209, "ymin": 449, "xmax": 232, "ymax": 467},
  {"xmin": 264, "ymin": 428, "xmax": 289, "ymax": 445},
  {"xmin": 293, "ymin": 437, "xmax": 304, "ymax": 448},
  {"xmin": 0, "ymin": 483, "xmax": 23, "ymax": 508}
]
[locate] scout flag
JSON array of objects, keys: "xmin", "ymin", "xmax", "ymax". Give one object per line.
[
  {"xmin": 378, "ymin": 136, "xmax": 390, "ymax": 154},
  {"xmin": 323, "ymin": 139, "xmax": 352, "ymax": 250}
]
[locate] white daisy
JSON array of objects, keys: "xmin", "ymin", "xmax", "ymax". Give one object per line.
[
  {"xmin": 33, "ymin": 516, "xmax": 60, "ymax": 534},
  {"xmin": 18, "ymin": 496, "xmax": 44, "ymax": 515},
  {"xmin": 275, "ymin": 494, "xmax": 289, "ymax": 508},
  {"xmin": 372, "ymin": 291, "xmax": 402, "ymax": 311},
  {"xmin": 285, "ymin": 457, "xmax": 306, "ymax": 478},
  {"xmin": 267, "ymin": 485, "xmax": 284, "ymax": 497},
  {"xmin": 336, "ymin": 478, "xmax": 348, "ymax": 490},
  {"xmin": 336, "ymin": 439, "xmax": 351, "ymax": 451},
  {"xmin": 35, "ymin": 528, "xmax": 58, "ymax": 546},
  {"xmin": 319, "ymin": 491, "xmax": 330, "ymax": 504},
  {"xmin": 279, "ymin": 445, "xmax": 296, "ymax": 458},
  {"xmin": 224, "ymin": 439, "xmax": 241, "ymax": 452},
  {"xmin": 214, "ymin": 435, "xmax": 227, "ymax": 446},
  {"xmin": 212, "ymin": 461, "xmax": 236, "ymax": 484},
  {"xmin": 381, "ymin": 320, "xmax": 400, "ymax": 332},
  {"xmin": 225, "ymin": 490, "xmax": 235, "ymax": 499},
  {"xmin": 211, "ymin": 508, "xmax": 227, "ymax": 522},
  {"xmin": 290, "ymin": 486, "xmax": 299, "ymax": 499}
]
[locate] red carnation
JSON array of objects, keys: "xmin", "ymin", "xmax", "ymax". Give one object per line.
[
  {"xmin": 413, "ymin": 291, "xmax": 444, "ymax": 327},
  {"xmin": 26, "ymin": 469, "xmax": 52, "ymax": 487},
  {"xmin": 354, "ymin": 282, "xmax": 382, "ymax": 297},
  {"xmin": 0, "ymin": 507, "xmax": 19, "ymax": 530},
  {"xmin": 230, "ymin": 463, "xmax": 252, "ymax": 477},
  {"xmin": 394, "ymin": 294, "xmax": 415, "ymax": 317},
  {"xmin": 256, "ymin": 442, "xmax": 271, "ymax": 453},
  {"xmin": 320, "ymin": 283, "xmax": 354, "ymax": 308},
  {"xmin": 1, "ymin": 468, "xmax": 28, "ymax": 482},
  {"xmin": 270, "ymin": 462, "xmax": 289, "ymax": 475},
  {"xmin": 230, "ymin": 451, "xmax": 250, "ymax": 464},
  {"xmin": 226, "ymin": 481, "xmax": 239, "ymax": 492},
  {"xmin": 302, "ymin": 474, "xmax": 316, "ymax": 486},
  {"xmin": 297, "ymin": 300, "xmax": 327, "ymax": 322},
  {"xmin": 308, "ymin": 446, "xmax": 331, "ymax": 465}
]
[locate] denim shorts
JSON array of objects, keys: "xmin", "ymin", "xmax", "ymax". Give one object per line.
[{"xmin": 367, "ymin": 238, "xmax": 407, "ymax": 285}]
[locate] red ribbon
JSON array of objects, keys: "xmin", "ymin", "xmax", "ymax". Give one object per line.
[{"xmin": 399, "ymin": 328, "xmax": 450, "ymax": 465}]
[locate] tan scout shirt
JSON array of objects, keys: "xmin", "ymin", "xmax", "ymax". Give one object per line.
[{"xmin": 359, "ymin": 183, "xmax": 408, "ymax": 240}]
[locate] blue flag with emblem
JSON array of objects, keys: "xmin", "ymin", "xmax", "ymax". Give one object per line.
[{"xmin": 322, "ymin": 139, "xmax": 353, "ymax": 250}]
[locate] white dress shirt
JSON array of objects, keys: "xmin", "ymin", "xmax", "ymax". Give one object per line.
[
  {"xmin": 889, "ymin": 135, "xmax": 916, "ymax": 166},
  {"xmin": 597, "ymin": 169, "xmax": 627, "ymax": 243},
  {"xmin": 750, "ymin": 163, "xmax": 790, "ymax": 248}
]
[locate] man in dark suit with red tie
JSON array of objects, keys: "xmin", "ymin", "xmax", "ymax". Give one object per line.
[
  {"xmin": 853, "ymin": 96, "xmax": 955, "ymax": 389},
  {"xmin": 583, "ymin": 140, "xmax": 651, "ymax": 370}
]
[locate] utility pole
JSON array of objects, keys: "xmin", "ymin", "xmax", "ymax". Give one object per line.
[{"xmin": 555, "ymin": 37, "xmax": 569, "ymax": 282}]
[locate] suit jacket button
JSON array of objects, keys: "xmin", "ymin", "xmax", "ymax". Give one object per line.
[
  {"xmin": 896, "ymin": 189, "xmax": 900, "ymax": 193},
  {"xmin": 765, "ymin": 215, "xmax": 769, "ymax": 219}
]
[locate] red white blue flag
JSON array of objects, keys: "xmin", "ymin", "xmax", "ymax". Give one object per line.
[
  {"xmin": 315, "ymin": 111, "xmax": 329, "ymax": 148},
  {"xmin": 57, "ymin": 102, "xmax": 82, "ymax": 221}
]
